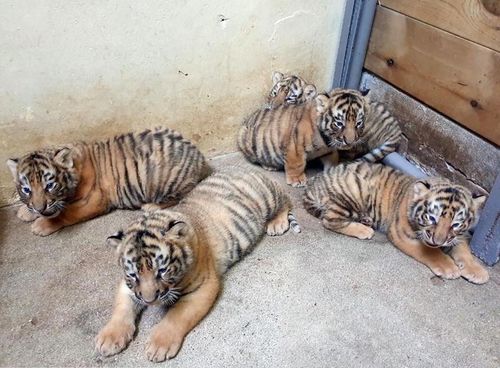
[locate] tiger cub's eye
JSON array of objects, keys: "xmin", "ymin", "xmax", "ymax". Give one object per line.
[{"xmin": 45, "ymin": 182, "xmax": 56, "ymax": 192}]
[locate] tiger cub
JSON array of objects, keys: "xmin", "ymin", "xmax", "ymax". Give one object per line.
[
  {"xmin": 268, "ymin": 74, "xmax": 401, "ymax": 163},
  {"xmin": 6, "ymin": 128, "xmax": 211, "ymax": 236},
  {"xmin": 303, "ymin": 161, "xmax": 489, "ymax": 284},
  {"xmin": 95, "ymin": 170, "xmax": 300, "ymax": 362},
  {"xmin": 267, "ymin": 71, "xmax": 317, "ymax": 108},
  {"xmin": 238, "ymin": 89, "xmax": 371, "ymax": 187}
]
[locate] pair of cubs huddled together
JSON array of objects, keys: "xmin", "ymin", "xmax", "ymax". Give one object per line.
[{"xmin": 7, "ymin": 72, "xmax": 489, "ymax": 362}]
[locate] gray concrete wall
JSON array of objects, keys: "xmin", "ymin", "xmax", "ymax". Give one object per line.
[{"xmin": 0, "ymin": 1, "xmax": 345, "ymax": 206}]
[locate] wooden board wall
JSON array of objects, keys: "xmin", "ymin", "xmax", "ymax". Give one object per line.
[
  {"xmin": 380, "ymin": 0, "xmax": 500, "ymax": 52},
  {"xmin": 365, "ymin": 6, "xmax": 500, "ymax": 145}
]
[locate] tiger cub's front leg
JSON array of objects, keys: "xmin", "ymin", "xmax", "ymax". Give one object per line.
[
  {"xmin": 31, "ymin": 193, "xmax": 108, "ymax": 236},
  {"xmin": 285, "ymin": 144, "xmax": 307, "ymax": 187},
  {"xmin": 95, "ymin": 281, "xmax": 141, "ymax": 357},
  {"xmin": 145, "ymin": 272, "xmax": 220, "ymax": 362},
  {"xmin": 449, "ymin": 240, "xmax": 489, "ymax": 284},
  {"xmin": 17, "ymin": 204, "xmax": 39, "ymax": 222},
  {"xmin": 388, "ymin": 225, "xmax": 460, "ymax": 279}
]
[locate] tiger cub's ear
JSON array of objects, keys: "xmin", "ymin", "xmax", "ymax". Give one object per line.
[
  {"xmin": 272, "ymin": 71, "xmax": 284, "ymax": 85},
  {"xmin": 413, "ymin": 180, "xmax": 431, "ymax": 198},
  {"xmin": 165, "ymin": 221, "xmax": 190, "ymax": 240},
  {"xmin": 106, "ymin": 230, "xmax": 124, "ymax": 248},
  {"xmin": 304, "ymin": 84, "xmax": 317, "ymax": 101},
  {"xmin": 315, "ymin": 94, "xmax": 330, "ymax": 114},
  {"xmin": 472, "ymin": 195, "xmax": 487, "ymax": 210},
  {"xmin": 54, "ymin": 147, "xmax": 73, "ymax": 168},
  {"xmin": 6, "ymin": 158, "xmax": 18, "ymax": 179}
]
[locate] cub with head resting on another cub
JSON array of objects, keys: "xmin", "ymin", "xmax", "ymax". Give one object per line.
[
  {"xmin": 304, "ymin": 161, "xmax": 489, "ymax": 284},
  {"xmin": 238, "ymin": 88, "xmax": 374, "ymax": 187},
  {"xmin": 266, "ymin": 71, "xmax": 402, "ymax": 164},
  {"xmin": 95, "ymin": 170, "xmax": 300, "ymax": 362},
  {"xmin": 7, "ymin": 127, "xmax": 210, "ymax": 236},
  {"xmin": 266, "ymin": 71, "xmax": 317, "ymax": 108}
]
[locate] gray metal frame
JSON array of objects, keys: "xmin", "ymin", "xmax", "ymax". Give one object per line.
[
  {"xmin": 471, "ymin": 174, "xmax": 500, "ymax": 266},
  {"xmin": 333, "ymin": 0, "xmax": 499, "ymax": 265},
  {"xmin": 332, "ymin": 0, "xmax": 377, "ymax": 89}
]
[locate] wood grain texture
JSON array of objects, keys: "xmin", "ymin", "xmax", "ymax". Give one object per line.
[
  {"xmin": 365, "ymin": 6, "xmax": 500, "ymax": 145},
  {"xmin": 380, "ymin": 0, "xmax": 500, "ymax": 52}
]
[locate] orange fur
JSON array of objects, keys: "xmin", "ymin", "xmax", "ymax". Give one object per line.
[
  {"xmin": 238, "ymin": 90, "xmax": 369, "ymax": 187},
  {"xmin": 7, "ymin": 128, "xmax": 210, "ymax": 236},
  {"xmin": 304, "ymin": 161, "xmax": 489, "ymax": 283},
  {"xmin": 96, "ymin": 170, "xmax": 299, "ymax": 361}
]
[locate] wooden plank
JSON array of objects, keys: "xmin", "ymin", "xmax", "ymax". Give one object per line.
[
  {"xmin": 365, "ymin": 6, "xmax": 500, "ymax": 146},
  {"xmin": 380, "ymin": 0, "xmax": 500, "ymax": 52}
]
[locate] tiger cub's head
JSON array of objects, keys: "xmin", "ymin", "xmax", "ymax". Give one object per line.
[
  {"xmin": 315, "ymin": 89, "xmax": 369, "ymax": 148},
  {"xmin": 107, "ymin": 208, "xmax": 196, "ymax": 306},
  {"xmin": 267, "ymin": 71, "xmax": 317, "ymax": 108},
  {"xmin": 409, "ymin": 179, "xmax": 486, "ymax": 248},
  {"xmin": 6, "ymin": 148, "xmax": 78, "ymax": 217}
]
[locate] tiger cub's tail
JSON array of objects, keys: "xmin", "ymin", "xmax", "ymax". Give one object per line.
[{"xmin": 288, "ymin": 212, "xmax": 301, "ymax": 233}]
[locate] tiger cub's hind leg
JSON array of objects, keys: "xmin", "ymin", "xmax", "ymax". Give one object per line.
[{"xmin": 322, "ymin": 206, "xmax": 374, "ymax": 240}]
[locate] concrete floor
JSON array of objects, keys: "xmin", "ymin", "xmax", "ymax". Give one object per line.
[{"xmin": 0, "ymin": 152, "xmax": 499, "ymax": 368}]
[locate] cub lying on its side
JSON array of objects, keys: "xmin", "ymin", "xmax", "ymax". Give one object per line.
[
  {"xmin": 96, "ymin": 170, "xmax": 300, "ymax": 362},
  {"xmin": 6, "ymin": 127, "xmax": 210, "ymax": 236},
  {"xmin": 303, "ymin": 161, "xmax": 489, "ymax": 284}
]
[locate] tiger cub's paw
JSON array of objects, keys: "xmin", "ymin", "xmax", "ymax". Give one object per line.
[
  {"xmin": 266, "ymin": 211, "xmax": 290, "ymax": 236},
  {"xmin": 429, "ymin": 258, "xmax": 461, "ymax": 280},
  {"xmin": 17, "ymin": 205, "xmax": 38, "ymax": 222},
  {"xmin": 95, "ymin": 322, "xmax": 135, "ymax": 357},
  {"xmin": 457, "ymin": 260, "xmax": 489, "ymax": 284},
  {"xmin": 145, "ymin": 328, "xmax": 184, "ymax": 362},
  {"xmin": 286, "ymin": 173, "xmax": 307, "ymax": 188},
  {"xmin": 31, "ymin": 217, "xmax": 63, "ymax": 236},
  {"xmin": 353, "ymin": 224, "xmax": 375, "ymax": 240}
]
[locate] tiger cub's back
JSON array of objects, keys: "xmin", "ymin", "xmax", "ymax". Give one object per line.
[
  {"xmin": 357, "ymin": 101, "xmax": 402, "ymax": 162},
  {"xmin": 304, "ymin": 161, "xmax": 412, "ymax": 229},
  {"xmin": 94, "ymin": 127, "xmax": 211, "ymax": 209},
  {"xmin": 178, "ymin": 169, "xmax": 293, "ymax": 273},
  {"xmin": 237, "ymin": 105, "xmax": 306, "ymax": 169}
]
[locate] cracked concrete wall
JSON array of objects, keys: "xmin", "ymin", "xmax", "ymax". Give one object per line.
[{"xmin": 0, "ymin": 1, "xmax": 346, "ymax": 206}]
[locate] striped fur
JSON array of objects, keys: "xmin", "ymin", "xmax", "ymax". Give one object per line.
[
  {"xmin": 6, "ymin": 127, "xmax": 210, "ymax": 236},
  {"xmin": 346, "ymin": 100, "xmax": 402, "ymax": 163},
  {"xmin": 96, "ymin": 170, "xmax": 298, "ymax": 361},
  {"xmin": 304, "ymin": 161, "xmax": 489, "ymax": 284},
  {"xmin": 267, "ymin": 72, "xmax": 402, "ymax": 163},
  {"xmin": 238, "ymin": 89, "xmax": 370, "ymax": 187},
  {"xmin": 267, "ymin": 71, "xmax": 317, "ymax": 108}
]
